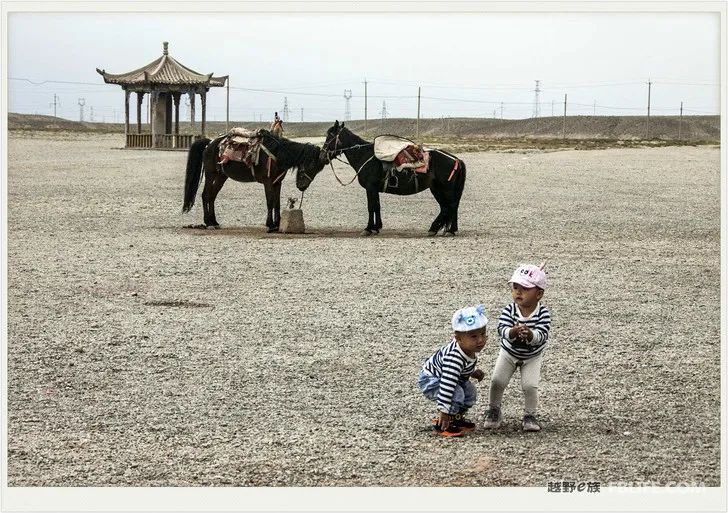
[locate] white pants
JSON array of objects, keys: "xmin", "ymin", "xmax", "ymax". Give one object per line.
[{"xmin": 488, "ymin": 347, "xmax": 545, "ymax": 415}]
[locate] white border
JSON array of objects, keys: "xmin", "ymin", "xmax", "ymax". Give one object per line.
[{"xmin": 1, "ymin": 1, "xmax": 726, "ymax": 512}]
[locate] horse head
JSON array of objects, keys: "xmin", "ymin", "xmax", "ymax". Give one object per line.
[
  {"xmin": 295, "ymin": 142, "xmax": 328, "ymax": 192},
  {"xmin": 322, "ymin": 120, "xmax": 346, "ymax": 161}
]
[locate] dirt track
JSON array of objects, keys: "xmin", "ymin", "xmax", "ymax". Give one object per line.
[{"xmin": 5, "ymin": 133, "xmax": 721, "ymax": 487}]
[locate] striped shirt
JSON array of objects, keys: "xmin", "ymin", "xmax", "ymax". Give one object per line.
[
  {"xmin": 498, "ymin": 303, "xmax": 551, "ymax": 359},
  {"xmin": 422, "ymin": 338, "xmax": 477, "ymax": 413}
]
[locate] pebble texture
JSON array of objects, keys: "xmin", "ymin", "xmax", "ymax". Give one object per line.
[{"xmin": 6, "ymin": 133, "xmax": 721, "ymax": 487}]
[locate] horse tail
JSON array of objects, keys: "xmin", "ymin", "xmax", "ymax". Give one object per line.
[
  {"xmin": 454, "ymin": 159, "xmax": 466, "ymax": 203},
  {"xmin": 183, "ymin": 137, "xmax": 211, "ymax": 212}
]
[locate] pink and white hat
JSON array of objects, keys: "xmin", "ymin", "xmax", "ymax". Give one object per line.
[{"xmin": 508, "ymin": 261, "xmax": 548, "ymax": 290}]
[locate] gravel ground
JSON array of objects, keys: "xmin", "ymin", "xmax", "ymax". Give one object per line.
[{"xmin": 5, "ymin": 133, "xmax": 721, "ymax": 487}]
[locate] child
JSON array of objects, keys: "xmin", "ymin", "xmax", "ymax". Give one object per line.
[
  {"xmin": 418, "ymin": 305, "xmax": 488, "ymax": 437},
  {"xmin": 483, "ymin": 262, "xmax": 551, "ymax": 432}
]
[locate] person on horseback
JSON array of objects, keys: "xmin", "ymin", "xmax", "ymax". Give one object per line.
[{"xmin": 271, "ymin": 111, "xmax": 283, "ymax": 137}]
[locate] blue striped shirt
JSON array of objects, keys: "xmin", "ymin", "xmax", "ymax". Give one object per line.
[
  {"xmin": 497, "ymin": 303, "xmax": 551, "ymax": 359},
  {"xmin": 422, "ymin": 338, "xmax": 477, "ymax": 413}
]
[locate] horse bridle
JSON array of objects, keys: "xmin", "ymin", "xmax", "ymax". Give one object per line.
[{"xmin": 322, "ymin": 130, "xmax": 343, "ymax": 163}]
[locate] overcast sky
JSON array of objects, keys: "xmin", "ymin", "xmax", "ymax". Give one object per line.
[{"xmin": 6, "ymin": 9, "xmax": 722, "ymax": 123}]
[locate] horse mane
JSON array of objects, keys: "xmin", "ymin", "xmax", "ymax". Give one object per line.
[
  {"xmin": 341, "ymin": 126, "xmax": 370, "ymax": 145},
  {"xmin": 260, "ymin": 131, "xmax": 323, "ymax": 173}
]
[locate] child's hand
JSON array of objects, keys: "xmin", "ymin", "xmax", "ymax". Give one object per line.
[
  {"xmin": 471, "ymin": 369, "xmax": 485, "ymax": 382},
  {"xmin": 523, "ymin": 328, "xmax": 534, "ymax": 342},
  {"xmin": 439, "ymin": 412, "xmax": 452, "ymax": 430},
  {"xmin": 510, "ymin": 324, "xmax": 526, "ymax": 339}
]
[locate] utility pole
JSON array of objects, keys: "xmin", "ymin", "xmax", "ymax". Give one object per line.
[
  {"xmin": 301, "ymin": 107, "xmax": 304, "ymax": 122},
  {"xmin": 500, "ymin": 102, "xmax": 504, "ymax": 120},
  {"xmin": 678, "ymin": 101, "xmax": 683, "ymax": 141},
  {"xmin": 90, "ymin": 106, "xmax": 94, "ymax": 122},
  {"xmin": 78, "ymin": 98, "xmax": 86, "ymax": 122},
  {"xmin": 532, "ymin": 80, "xmax": 541, "ymax": 118},
  {"xmin": 562, "ymin": 94, "xmax": 567, "ymax": 140},
  {"xmin": 343, "ymin": 89, "xmax": 352, "ymax": 121},
  {"xmin": 551, "ymin": 99, "xmax": 554, "ymax": 117},
  {"xmin": 226, "ymin": 77, "xmax": 230, "ymax": 131},
  {"xmin": 416, "ymin": 86, "xmax": 421, "ymax": 139},
  {"xmin": 646, "ymin": 78, "xmax": 652, "ymax": 139},
  {"xmin": 49, "ymin": 94, "xmax": 59, "ymax": 117},
  {"xmin": 593, "ymin": 100, "xmax": 596, "ymax": 116},
  {"xmin": 380, "ymin": 100, "xmax": 388, "ymax": 129},
  {"xmin": 364, "ymin": 78, "xmax": 368, "ymax": 130}
]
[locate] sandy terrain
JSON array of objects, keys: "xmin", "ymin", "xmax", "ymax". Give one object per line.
[{"xmin": 5, "ymin": 132, "xmax": 721, "ymax": 487}]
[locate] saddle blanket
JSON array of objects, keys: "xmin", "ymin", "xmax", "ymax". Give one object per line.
[
  {"xmin": 219, "ymin": 127, "xmax": 263, "ymax": 166},
  {"xmin": 374, "ymin": 135, "xmax": 429, "ymax": 173}
]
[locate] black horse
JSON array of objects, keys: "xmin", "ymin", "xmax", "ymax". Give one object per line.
[
  {"xmin": 183, "ymin": 130, "xmax": 326, "ymax": 232},
  {"xmin": 321, "ymin": 121, "xmax": 466, "ymax": 235}
]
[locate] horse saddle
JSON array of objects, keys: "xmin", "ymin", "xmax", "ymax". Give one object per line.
[
  {"xmin": 218, "ymin": 127, "xmax": 263, "ymax": 166},
  {"xmin": 374, "ymin": 135, "xmax": 430, "ymax": 173}
]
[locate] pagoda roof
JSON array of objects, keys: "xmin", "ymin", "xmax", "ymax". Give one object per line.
[{"xmin": 97, "ymin": 42, "xmax": 227, "ymax": 88}]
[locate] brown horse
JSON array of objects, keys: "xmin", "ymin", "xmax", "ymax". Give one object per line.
[{"xmin": 183, "ymin": 130, "xmax": 326, "ymax": 232}]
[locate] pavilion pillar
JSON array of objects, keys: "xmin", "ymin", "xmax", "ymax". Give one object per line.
[
  {"xmin": 124, "ymin": 89, "xmax": 130, "ymax": 147},
  {"xmin": 200, "ymin": 90, "xmax": 207, "ymax": 136},
  {"xmin": 189, "ymin": 92, "xmax": 196, "ymax": 132},
  {"xmin": 173, "ymin": 93, "xmax": 181, "ymax": 148},
  {"xmin": 136, "ymin": 92, "xmax": 144, "ymax": 134},
  {"xmin": 151, "ymin": 91, "xmax": 157, "ymax": 148}
]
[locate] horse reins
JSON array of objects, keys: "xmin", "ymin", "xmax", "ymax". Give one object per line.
[{"xmin": 322, "ymin": 131, "xmax": 375, "ymax": 186}]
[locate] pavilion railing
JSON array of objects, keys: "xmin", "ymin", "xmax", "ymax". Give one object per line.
[
  {"xmin": 126, "ymin": 134, "xmax": 197, "ymax": 149},
  {"xmin": 127, "ymin": 134, "xmax": 152, "ymax": 148}
]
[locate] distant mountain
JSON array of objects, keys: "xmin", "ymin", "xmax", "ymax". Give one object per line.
[{"xmin": 8, "ymin": 112, "xmax": 719, "ymax": 142}]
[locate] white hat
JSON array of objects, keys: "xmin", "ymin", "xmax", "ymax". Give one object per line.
[
  {"xmin": 508, "ymin": 261, "xmax": 548, "ymax": 290},
  {"xmin": 451, "ymin": 304, "xmax": 488, "ymax": 332}
]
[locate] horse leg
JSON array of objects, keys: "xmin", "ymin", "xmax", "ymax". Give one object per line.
[
  {"xmin": 441, "ymin": 188, "xmax": 457, "ymax": 236},
  {"xmin": 445, "ymin": 166, "xmax": 466, "ymax": 235},
  {"xmin": 264, "ymin": 182, "xmax": 278, "ymax": 233},
  {"xmin": 446, "ymin": 195, "xmax": 461, "ymax": 235},
  {"xmin": 272, "ymin": 181, "xmax": 283, "ymax": 231},
  {"xmin": 201, "ymin": 168, "xmax": 228, "ymax": 228},
  {"xmin": 373, "ymin": 191, "xmax": 383, "ymax": 233},
  {"xmin": 362, "ymin": 188, "xmax": 377, "ymax": 235},
  {"xmin": 428, "ymin": 185, "xmax": 448, "ymax": 236}
]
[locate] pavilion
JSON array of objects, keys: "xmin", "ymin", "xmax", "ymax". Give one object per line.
[{"xmin": 97, "ymin": 42, "xmax": 228, "ymax": 149}]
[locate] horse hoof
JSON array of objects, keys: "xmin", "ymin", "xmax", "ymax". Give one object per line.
[
  {"xmin": 442, "ymin": 231, "xmax": 456, "ymax": 237},
  {"xmin": 206, "ymin": 224, "xmax": 220, "ymax": 230},
  {"xmin": 427, "ymin": 230, "xmax": 439, "ymax": 237},
  {"xmin": 372, "ymin": 229, "xmax": 380, "ymax": 235},
  {"xmin": 267, "ymin": 227, "xmax": 280, "ymax": 233},
  {"xmin": 361, "ymin": 229, "xmax": 373, "ymax": 236}
]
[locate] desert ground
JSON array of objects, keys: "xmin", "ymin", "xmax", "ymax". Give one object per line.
[{"xmin": 5, "ymin": 132, "xmax": 721, "ymax": 487}]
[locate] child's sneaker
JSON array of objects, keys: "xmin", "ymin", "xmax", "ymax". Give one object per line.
[
  {"xmin": 483, "ymin": 406, "xmax": 502, "ymax": 429},
  {"xmin": 432, "ymin": 423, "xmax": 465, "ymax": 438},
  {"xmin": 522, "ymin": 414, "xmax": 541, "ymax": 432},
  {"xmin": 453, "ymin": 413, "xmax": 476, "ymax": 431}
]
